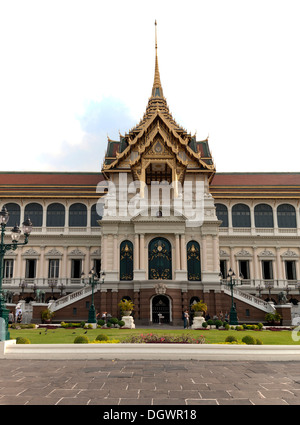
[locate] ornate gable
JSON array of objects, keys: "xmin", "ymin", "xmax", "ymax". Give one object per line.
[{"xmin": 102, "ymin": 22, "xmax": 215, "ymax": 184}]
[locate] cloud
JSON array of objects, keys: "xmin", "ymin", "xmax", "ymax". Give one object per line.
[{"xmin": 38, "ymin": 97, "xmax": 137, "ymax": 171}]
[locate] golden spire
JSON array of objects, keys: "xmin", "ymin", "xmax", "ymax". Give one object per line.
[{"xmin": 152, "ymin": 20, "xmax": 164, "ymax": 98}]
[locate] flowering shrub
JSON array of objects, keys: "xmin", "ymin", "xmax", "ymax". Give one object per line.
[
  {"xmin": 91, "ymin": 339, "xmax": 120, "ymax": 344},
  {"xmin": 121, "ymin": 333, "xmax": 205, "ymax": 344}
]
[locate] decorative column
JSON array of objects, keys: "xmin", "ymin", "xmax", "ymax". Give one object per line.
[
  {"xmin": 296, "ymin": 258, "xmax": 300, "ymax": 282},
  {"xmin": 113, "ymin": 235, "xmax": 118, "ymax": 270},
  {"xmin": 273, "ymin": 203, "xmax": 278, "ymax": 235},
  {"xmin": 85, "ymin": 248, "xmax": 91, "ymax": 275},
  {"xmin": 87, "ymin": 204, "xmax": 91, "ymax": 229},
  {"xmin": 228, "ymin": 204, "xmax": 233, "ymax": 230},
  {"xmin": 39, "ymin": 246, "xmax": 45, "ymax": 280},
  {"xmin": 175, "ymin": 233, "xmax": 180, "ymax": 270},
  {"xmin": 230, "ymin": 247, "xmax": 235, "ymax": 270},
  {"xmin": 65, "ymin": 204, "xmax": 69, "ymax": 234},
  {"xmin": 180, "ymin": 234, "xmax": 187, "ymax": 271},
  {"xmin": 17, "ymin": 250, "xmax": 22, "ymax": 282},
  {"xmin": 42, "ymin": 202, "xmax": 47, "ymax": 231},
  {"xmin": 253, "ymin": 246, "xmax": 258, "ymax": 282},
  {"xmin": 202, "ymin": 236, "xmax": 207, "ymax": 272},
  {"xmin": 213, "ymin": 235, "xmax": 218, "ymax": 272},
  {"xmin": 139, "ymin": 234, "xmax": 145, "ymax": 270},
  {"xmin": 250, "ymin": 204, "xmax": 255, "ymax": 235},
  {"xmin": 20, "ymin": 203, "xmax": 25, "ymax": 228},
  {"xmin": 134, "ymin": 234, "xmax": 139, "ymax": 270},
  {"xmin": 276, "ymin": 247, "xmax": 281, "ymax": 282},
  {"xmin": 102, "ymin": 235, "xmax": 108, "ymax": 271}
]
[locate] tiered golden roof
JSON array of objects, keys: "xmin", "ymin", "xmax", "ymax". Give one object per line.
[{"xmin": 102, "ymin": 22, "xmax": 215, "ymax": 181}]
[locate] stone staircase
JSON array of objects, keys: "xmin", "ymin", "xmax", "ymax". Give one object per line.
[
  {"xmin": 48, "ymin": 283, "xmax": 276, "ymax": 315},
  {"xmin": 222, "ymin": 286, "xmax": 276, "ymax": 313},
  {"xmin": 48, "ymin": 286, "xmax": 94, "ymax": 312}
]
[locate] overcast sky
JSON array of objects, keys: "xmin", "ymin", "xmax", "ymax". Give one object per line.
[{"xmin": 1, "ymin": 0, "xmax": 300, "ymax": 173}]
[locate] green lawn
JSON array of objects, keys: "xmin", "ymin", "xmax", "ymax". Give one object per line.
[{"xmin": 8, "ymin": 327, "xmax": 300, "ymax": 345}]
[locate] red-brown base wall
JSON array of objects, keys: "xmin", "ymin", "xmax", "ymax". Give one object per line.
[{"xmin": 27, "ymin": 289, "xmax": 295, "ymax": 325}]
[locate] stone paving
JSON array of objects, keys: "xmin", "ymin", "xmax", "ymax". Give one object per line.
[{"xmin": 0, "ymin": 359, "xmax": 300, "ymax": 405}]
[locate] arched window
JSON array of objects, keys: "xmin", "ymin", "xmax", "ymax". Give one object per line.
[
  {"xmin": 46, "ymin": 203, "xmax": 65, "ymax": 227},
  {"xmin": 25, "ymin": 203, "xmax": 43, "ymax": 227},
  {"xmin": 190, "ymin": 296, "xmax": 200, "ymax": 307},
  {"xmin": 148, "ymin": 237, "xmax": 172, "ymax": 280},
  {"xmin": 91, "ymin": 204, "xmax": 102, "ymax": 227},
  {"xmin": 277, "ymin": 204, "xmax": 296, "ymax": 228},
  {"xmin": 69, "ymin": 203, "xmax": 87, "ymax": 227},
  {"xmin": 3, "ymin": 203, "xmax": 20, "ymax": 227},
  {"xmin": 215, "ymin": 204, "xmax": 228, "ymax": 227},
  {"xmin": 121, "ymin": 295, "xmax": 132, "ymax": 301},
  {"xmin": 187, "ymin": 241, "xmax": 201, "ymax": 281},
  {"xmin": 120, "ymin": 240, "xmax": 133, "ymax": 281},
  {"xmin": 254, "ymin": 204, "xmax": 274, "ymax": 228},
  {"xmin": 232, "ymin": 204, "xmax": 251, "ymax": 227}
]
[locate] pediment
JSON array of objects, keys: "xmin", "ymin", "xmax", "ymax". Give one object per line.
[{"xmin": 143, "ymin": 135, "xmax": 174, "ymax": 159}]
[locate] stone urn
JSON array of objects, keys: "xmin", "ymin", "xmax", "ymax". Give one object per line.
[
  {"xmin": 121, "ymin": 314, "xmax": 135, "ymax": 329},
  {"xmin": 191, "ymin": 311, "xmax": 205, "ymax": 329},
  {"xmin": 122, "ymin": 310, "xmax": 132, "ymax": 317}
]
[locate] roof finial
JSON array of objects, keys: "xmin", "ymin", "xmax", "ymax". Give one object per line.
[{"xmin": 152, "ymin": 20, "xmax": 163, "ymax": 98}]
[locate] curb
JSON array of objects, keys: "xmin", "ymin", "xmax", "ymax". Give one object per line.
[{"xmin": 2, "ymin": 341, "xmax": 300, "ymax": 361}]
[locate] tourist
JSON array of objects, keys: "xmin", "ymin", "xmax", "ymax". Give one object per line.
[
  {"xmin": 224, "ymin": 311, "xmax": 229, "ymax": 322},
  {"xmin": 8, "ymin": 311, "xmax": 14, "ymax": 324},
  {"xmin": 219, "ymin": 311, "xmax": 224, "ymax": 321},
  {"xmin": 183, "ymin": 309, "xmax": 189, "ymax": 329},
  {"xmin": 17, "ymin": 311, "xmax": 22, "ymax": 324},
  {"xmin": 205, "ymin": 312, "xmax": 211, "ymax": 321}
]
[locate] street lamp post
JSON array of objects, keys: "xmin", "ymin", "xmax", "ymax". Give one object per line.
[
  {"xmin": 31, "ymin": 283, "xmax": 37, "ymax": 300},
  {"xmin": 220, "ymin": 268, "xmax": 239, "ymax": 325},
  {"xmin": 256, "ymin": 284, "xmax": 263, "ymax": 299},
  {"xmin": 48, "ymin": 280, "xmax": 57, "ymax": 300},
  {"xmin": 265, "ymin": 282, "xmax": 274, "ymax": 301},
  {"xmin": 19, "ymin": 281, "xmax": 28, "ymax": 300},
  {"xmin": 87, "ymin": 267, "xmax": 98, "ymax": 324},
  {"xmin": 0, "ymin": 206, "xmax": 33, "ymax": 340},
  {"xmin": 58, "ymin": 283, "xmax": 66, "ymax": 297},
  {"xmin": 227, "ymin": 268, "xmax": 239, "ymax": 325}
]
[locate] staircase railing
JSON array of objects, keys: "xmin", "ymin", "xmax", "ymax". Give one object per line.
[
  {"xmin": 222, "ymin": 286, "xmax": 276, "ymax": 313},
  {"xmin": 48, "ymin": 286, "xmax": 93, "ymax": 312}
]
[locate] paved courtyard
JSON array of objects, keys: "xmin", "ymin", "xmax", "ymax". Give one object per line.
[{"xmin": 0, "ymin": 359, "xmax": 300, "ymax": 405}]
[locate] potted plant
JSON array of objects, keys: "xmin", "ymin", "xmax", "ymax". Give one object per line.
[
  {"xmin": 118, "ymin": 299, "xmax": 134, "ymax": 316},
  {"xmin": 191, "ymin": 300, "xmax": 208, "ymax": 316},
  {"xmin": 265, "ymin": 311, "xmax": 282, "ymax": 325},
  {"xmin": 41, "ymin": 308, "xmax": 55, "ymax": 323}
]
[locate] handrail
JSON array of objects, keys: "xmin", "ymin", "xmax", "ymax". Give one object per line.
[
  {"xmin": 222, "ymin": 286, "xmax": 275, "ymax": 312},
  {"xmin": 49, "ymin": 286, "xmax": 93, "ymax": 311}
]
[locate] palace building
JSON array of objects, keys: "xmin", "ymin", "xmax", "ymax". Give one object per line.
[{"xmin": 1, "ymin": 26, "xmax": 299, "ymax": 326}]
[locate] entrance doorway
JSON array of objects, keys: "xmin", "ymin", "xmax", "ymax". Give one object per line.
[{"xmin": 151, "ymin": 295, "xmax": 170, "ymax": 324}]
